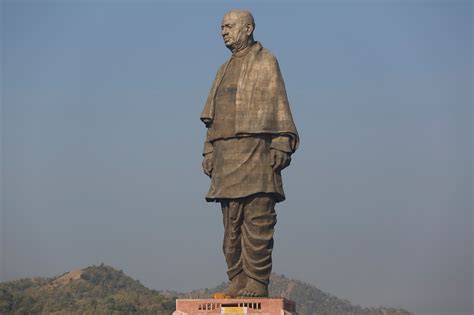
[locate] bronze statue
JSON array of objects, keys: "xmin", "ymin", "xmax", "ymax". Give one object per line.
[{"xmin": 201, "ymin": 9, "xmax": 299, "ymax": 297}]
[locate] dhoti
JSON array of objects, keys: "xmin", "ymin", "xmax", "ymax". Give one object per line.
[{"xmin": 220, "ymin": 193, "xmax": 277, "ymax": 284}]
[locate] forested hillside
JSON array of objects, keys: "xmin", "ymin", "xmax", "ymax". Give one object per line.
[
  {"xmin": 0, "ymin": 264, "xmax": 412, "ymax": 315},
  {"xmin": 0, "ymin": 264, "xmax": 175, "ymax": 314}
]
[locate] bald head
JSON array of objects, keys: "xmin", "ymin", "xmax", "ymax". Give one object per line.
[
  {"xmin": 223, "ymin": 10, "xmax": 255, "ymax": 31},
  {"xmin": 221, "ymin": 10, "xmax": 256, "ymax": 54}
]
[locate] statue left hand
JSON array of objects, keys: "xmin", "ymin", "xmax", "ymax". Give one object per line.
[
  {"xmin": 270, "ymin": 149, "xmax": 291, "ymax": 172},
  {"xmin": 202, "ymin": 152, "xmax": 214, "ymax": 177}
]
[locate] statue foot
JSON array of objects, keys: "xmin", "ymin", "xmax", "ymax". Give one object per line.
[
  {"xmin": 237, "ymin": 278, "xmax": 268, "ymax": 297},
  {"xmin": 223, "ymin": 272, "xmax": 247, "ymax": 297}
]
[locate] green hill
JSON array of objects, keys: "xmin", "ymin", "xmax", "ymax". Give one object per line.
[
  {"xmin": 0, "ymin": 264, "xmax": 175, "ymax": 314},
  {"xmin": 0, "ymin": 264, "xmax": 413, "ymax": 315},
  {"xmin": 268, "ymin": 274, "xmax": 412, "ymax": 315}
]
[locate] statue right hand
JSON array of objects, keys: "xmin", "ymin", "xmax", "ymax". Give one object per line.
[{"xmin": 202, "ymin": 153, "xmax": 213, "ymax": 177}]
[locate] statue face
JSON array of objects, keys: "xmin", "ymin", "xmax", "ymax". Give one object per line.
[{"xmin": 221, "ymin": 12, "xmax": 251, "ymax": 51}]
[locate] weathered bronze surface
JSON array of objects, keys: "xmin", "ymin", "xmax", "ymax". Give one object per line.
[{"xmin": 201, "ymin": 10, "xmax": 299, "ymax": 297}]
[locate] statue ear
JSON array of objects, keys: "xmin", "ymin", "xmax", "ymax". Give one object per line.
[{"xmin": 246, "ymin": 23, "xmax": 254, "ymax": 36}]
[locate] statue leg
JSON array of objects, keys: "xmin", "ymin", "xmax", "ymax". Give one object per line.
[
  {"xmin": 238, "ymin": 193, "xmax": 277, "ymax": 297},
  {"xmin": 221, "ymin": 199, "xmax": 247, "ymax": 296}
]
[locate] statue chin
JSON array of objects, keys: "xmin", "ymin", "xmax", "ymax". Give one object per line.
[
  {"xmin": 225, "ymin": 43, "xmax": 236, "ymax": 51},
  {"xmin": 225, "ymin": 40, "xmax": 246, "ymax": 53}
]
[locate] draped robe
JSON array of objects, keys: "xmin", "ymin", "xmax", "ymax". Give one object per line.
[{"xmin": 201, "ymin": 42, "xmax": 299, "ymax": 202}]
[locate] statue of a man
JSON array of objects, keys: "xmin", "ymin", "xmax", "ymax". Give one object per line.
[{"xmin": 201, "ymin": 9, "xmax": 299, "ymax": 297}]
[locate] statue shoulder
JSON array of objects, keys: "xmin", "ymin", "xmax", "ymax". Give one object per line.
[
  {"xmin": 216, "ymin": 60, "xmax": 230, "ymax": 75},
  {"xmin": 260, "ymin": 47, "xmax": 277, "ymax": 61},
  {"xmin": 256, "ymin": 47, "xmax": 280, "ymax": 70}
]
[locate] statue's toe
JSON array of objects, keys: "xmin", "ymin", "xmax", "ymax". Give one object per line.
[
  {"xmin": 236, "ymin": 277, "xmax": 268, "ymax": 297},
  {"xmin": 237, "ymin": 289, "xmax": 259, "ymax": 297}
]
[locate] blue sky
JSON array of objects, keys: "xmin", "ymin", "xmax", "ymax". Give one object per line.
[{"xmin": 1, "ymin": 1, "xmax": 472, "ymax": 314}]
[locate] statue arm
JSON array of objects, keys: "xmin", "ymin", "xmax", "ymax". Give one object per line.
[
  {"xmin": 270, "ymin": 135, "xmax": 292, "ymax": 172},
  {"xmin": 270, "ymin": 135, "xmax": 292, "ymax": 154},
  {"xmin": 203, "ymin": 140, "xmax": 213, "ymax": 156},
  {"xmin": 202, "ymin": 131, "xmax": 214, "ymax": 177}
]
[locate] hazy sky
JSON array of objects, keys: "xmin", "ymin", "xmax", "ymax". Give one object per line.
[{"xmin": 1, "ymin": 1, "xmax": 472, "ymax": 314}]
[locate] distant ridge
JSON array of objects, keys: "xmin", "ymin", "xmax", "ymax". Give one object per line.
[{"xmin": 0, "ymin": 264, "xmax": 413, "ymax": 315}]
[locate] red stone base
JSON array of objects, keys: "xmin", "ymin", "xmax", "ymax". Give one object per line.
[{"xmin": 173, "ymin": 298, "xmax": 296, "ymax": 315}]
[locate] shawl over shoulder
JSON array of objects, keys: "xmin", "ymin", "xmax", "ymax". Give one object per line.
[{"xmin": 201, "ymin": 42, "xmax": 299, "ymax": 152}]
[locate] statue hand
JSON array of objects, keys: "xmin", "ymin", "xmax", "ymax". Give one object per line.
[
  {"xmin": 202, "ymin": 153, "xmax": 213, "ymax": 177},
  {"xmin": 270, "ymin": 149, "xmax": 291, "ymax": 172}
]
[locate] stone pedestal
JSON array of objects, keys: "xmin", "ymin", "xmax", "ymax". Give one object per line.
[{"xmin": 173, "ymin": 298, "xmax": 296, "ymax": 315}]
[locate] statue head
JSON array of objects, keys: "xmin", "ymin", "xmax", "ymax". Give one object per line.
[{"xmin": 221, "ymin": 10, "xmax": 255, "ymax": 53}]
